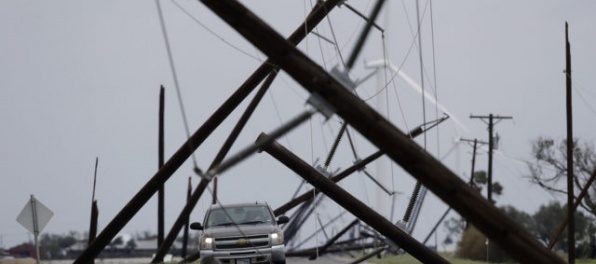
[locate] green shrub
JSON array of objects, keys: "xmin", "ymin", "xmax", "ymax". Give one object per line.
[{"xmin": 456, "ymin": 225, "xmax": 513, "ymax": 263}]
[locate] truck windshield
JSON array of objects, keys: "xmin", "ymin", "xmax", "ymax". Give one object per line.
[{"xmin": 206, "ymin": 205, "xmax": 274, "ymax": 228}]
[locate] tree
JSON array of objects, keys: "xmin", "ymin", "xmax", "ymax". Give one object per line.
[
  {"xmin": 532, "ymin": 201, "xmax": 593, "ymax": 251},
  {"xmin": 528, "ymin": 137, "xmax": 596, "ymax": 216},
  {"xmin": 109, "ymin": 236, "xmax": 123, "ymax": 251},
  {"xmin": 501, "ymin": 205, "xmax": 534, "ymax": 231},
  {"xmin": 473, "ymin": 170, "xmax": 504, "ymax": 198},
  {"xmin": 126, "ymin": 239, "xmax": 136, "ymax": 251},
  {"xmin": 39, "ymin": 232, "xmax": 77, "ymax": 259},
  {"xmin": 443, "ymin": 216, "xmax": 466, "ymax": 248}
]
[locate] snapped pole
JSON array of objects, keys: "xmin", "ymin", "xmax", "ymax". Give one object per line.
[
  {"xmin": 274, "ymin": 122, "xmax": 432, "ymax": 216},
  {"xmin": 258, "ymin": 134, "xmax": 449, "ymax": 263},
  {"xmin": 154, "ymin": 1, "xmax": 345, "ymax": 261},
  {"xmin": 200, "ymin": 0, "xmax": 563, "ymax": 262}
]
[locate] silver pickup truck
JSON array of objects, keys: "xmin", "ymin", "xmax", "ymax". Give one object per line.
[{"xmin": 190, "ymin": 202, "xmax": 289, "ymax": 264}]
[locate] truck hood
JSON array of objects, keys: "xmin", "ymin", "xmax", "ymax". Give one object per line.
[{"xmin": 204, "ymin": 224, "xmax": 277, "ymax": 237}]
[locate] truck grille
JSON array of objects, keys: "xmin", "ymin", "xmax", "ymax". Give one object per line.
[{"xmin": 214, "ymin": 234, "xmax": 270, "ymax": 250}]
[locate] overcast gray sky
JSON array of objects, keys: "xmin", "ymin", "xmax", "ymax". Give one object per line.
[{"xmin": 1, "ymin": 0, "xmax": 595, "ymax": 251}]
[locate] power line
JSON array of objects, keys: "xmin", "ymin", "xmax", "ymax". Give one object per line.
[{"xmin": 154, "ymin": 0, "xmax": 201, "ymax": 172}]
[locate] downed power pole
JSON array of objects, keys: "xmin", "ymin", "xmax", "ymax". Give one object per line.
[
  {"xmin": 152, "ymin": 1, "xmax": 347, "ymax": 262},
  {"xmin": 200, "ymin": 0, "xmax": 565, "ymax": 262},
  {"xmin": 273, "ymin": 119, "xmax": 441, "ymax": 216},
  {"xmin": 258, "ymin": 134, "xmax": 448, "ymax": 264}
]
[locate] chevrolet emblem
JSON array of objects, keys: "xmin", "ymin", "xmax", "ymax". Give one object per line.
[{"xmin": 237, "ymin": 239, "xmax": 247, "ymax": 245}]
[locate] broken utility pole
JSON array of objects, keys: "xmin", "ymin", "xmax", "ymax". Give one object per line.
[
  {"xmin": 200, "ymin": 0, "xmax": 564, "ymax": 262},
  {"xmin": 274, "ymin": 114, "xmax": 442, "ymax": 217},
  {"xmin": 87, "ymin": 157, "xmax": 99, "ymax": 250},
  {"xmin": 258, "ymin": 134, "xmax": 449, "ymax": 264},
  {"xmin": 152, "ymin": 1, "xmax": 346, "ymax": 261},
  {"xmin": 308, "ymin": 219, "xmax": 360, "ymax": 260}
]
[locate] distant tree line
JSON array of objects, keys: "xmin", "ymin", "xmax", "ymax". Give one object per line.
[
  {"xmin": 39, "ymin": 231, "xmax": 78, "ymax": 259},
  {"xmin": 445, "ymin": 137, "xmax": 596, "ymax": 262},
  {"xmin": 11, "ymin": 230, "xmax": 160, "ymax": 260}
]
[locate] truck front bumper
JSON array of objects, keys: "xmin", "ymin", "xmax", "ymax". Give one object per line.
[{"xmin": 200, "ymin": 244, "xmax": 285, "ymax": 264}]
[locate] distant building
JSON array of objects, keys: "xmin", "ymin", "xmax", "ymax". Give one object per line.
[
  {"xmin": 66, "ymin": 234, "xmax": 192, "ymax": 259},
  {"xmin": 7, "ymin": 243, "xmax": 36, "ymax": 259}
]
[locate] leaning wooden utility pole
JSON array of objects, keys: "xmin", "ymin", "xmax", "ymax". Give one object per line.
[
  {"xmin": 565, "ymin": 21, "xmax": 575, "ymax": 264},
  {"xmin": 200, "ymin": 0, "xmax": 565, "ymax": 262},
  {"xmin": 258, "ymin": 134, "xmax": 449, "ymax": 264},
  {"xmin": 548, "ymin": 169, "xmax": 596, "ymax": 250},
  {"xmin": 153, "ymin": 2, "xmax": 345, "ymax": 262},
  {"xmin": 210, "ymin": 71, "xmax": 277, "ymax": 205},
  {"xmin": 309, "ymin": 219, "xmax": 360, "ymax": 260},
  {"xmin": 273, "ymin": 122, "xmax": 436, "ymax": 216},
  {"xmin": 469, "ymin": 114, "xmax": 512, "ymax": 203}
]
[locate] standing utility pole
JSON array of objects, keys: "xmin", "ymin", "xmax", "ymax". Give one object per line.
[
  {"xmin": 470, "ymin": 114, "xmax": 512, "ymax": 203},
  {"xmin": 88, "ymin": 157, "xmax": 99, "ymax": 249},
  {"xmin": 460, "ymin": 139, "xmax": 488, "ymax": 186},
  {"xmin": 158, "ymin": 86, "xmax": 165, "ymax": 249},
  {"xmin": 565, "ymin": 22, "xmax": 575, "ymax": 264}
]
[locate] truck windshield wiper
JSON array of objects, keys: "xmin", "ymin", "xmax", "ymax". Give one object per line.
[
  {"xmin": 240, "ymin": 221, "xmax": 264, "ymax": 225},
  {"xmin": 214, "ymin": 222, "xmax": 235, "ymax": 227}
]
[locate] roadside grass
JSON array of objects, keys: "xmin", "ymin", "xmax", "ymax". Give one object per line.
[
  {"xmin": 366, "ymin": 253, "xmax": 596, "ymax": 264},
  {"xmin": 367, "ymin": 253, "xmax": 485, "ymax": 264},
  {"xmin": 186, "ymin": 254, "xmax": 596, "ymax": 264}
]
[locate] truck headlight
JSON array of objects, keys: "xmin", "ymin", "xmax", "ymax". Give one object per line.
[
  {"xmin": 270, "ymin": 231, "xmax": 284, "ymax": 246},
  {"xmin": 200, "ymin": 236, "xmax": 213, "ymax": 250}
]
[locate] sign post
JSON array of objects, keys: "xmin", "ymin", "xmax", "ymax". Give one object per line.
[{"xmin": 16, "ymin": 195, "xmax": 53, "ymax": 264}]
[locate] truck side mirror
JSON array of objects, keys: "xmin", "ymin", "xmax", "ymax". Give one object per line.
[
  {"xmin": 277, "ymin": 216, "xmax": 290, "ymax": 225},
  {"xmin": 190, "ymin": 222, "xmax": 203, "ymax": 230}
]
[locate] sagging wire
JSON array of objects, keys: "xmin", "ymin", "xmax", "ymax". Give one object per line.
[
  {"xmin": 429, "ymin": 0, "xmax": 441, "ymax": 157},
  {"xmin": 155, "ymin": 0, "xmax": 202, "ymax": 173},
  {"xmin": 568, "ymin": 72, "xmax": 596, "ymax": 116},
  {"xmin": 415, "ymin": 0, "xmax": 428, "ymax": 151},
  {"xmin": 325, "ymin": 10, "xmax": 347, "ymax": 69},
  {"xmin": 322, "ymin": 0, "xmax": 386, "ymax": 171},
  {"xmin": 168, "ymin": 0, "xmax": 267, "ymax": 64},
  {"xmin": 362, "ymin": 0, "xmax": 431, "ymax": 102},
  {"xmin": 379, "ymin": 23, "xmax": 400, "ymax": 202}
]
